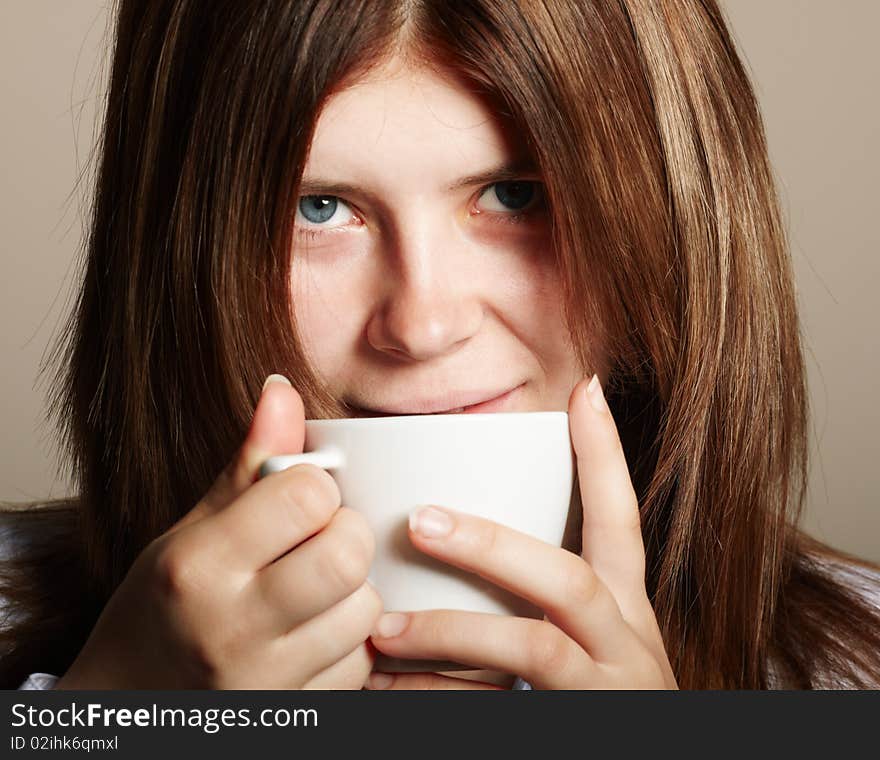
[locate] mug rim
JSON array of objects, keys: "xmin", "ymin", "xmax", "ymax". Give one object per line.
[{"xmin": 304, "ymin": 410, "xmax": 569, "ymax": 425}]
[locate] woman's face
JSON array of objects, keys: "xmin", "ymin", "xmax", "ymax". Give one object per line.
[{"xmin": 291, "ymin": 56, "xmax": 588, "ymax": 416}]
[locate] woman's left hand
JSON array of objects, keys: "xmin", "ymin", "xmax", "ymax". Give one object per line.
[{"xmin": 366, "ymin": 375, "xmax": 678, "ymax": 690}]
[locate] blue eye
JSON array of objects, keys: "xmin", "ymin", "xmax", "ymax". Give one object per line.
[
  {"xmin": 298, "ymin": 196, "xmax": 339, "ymax": 224},
  {"xmin": 476, "ymin": 181, "xmax": 543, "ymax": 218},
  {"xmin": 490, "ymin": 181, "xmax": 536, "ymax": 211}
]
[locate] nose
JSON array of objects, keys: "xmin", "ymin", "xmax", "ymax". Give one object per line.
[{"xmin": 366, "ymin": 223, "xmax": 484, "ymax": 362}]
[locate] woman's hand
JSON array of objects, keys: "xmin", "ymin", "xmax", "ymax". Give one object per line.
[
  {"xmin": 55, "ymin": 376, "xmax": 382, "ymax": 690},
  {"xmin": 366, "ymin": 375, "xmax": 677, "ymax": 690}
]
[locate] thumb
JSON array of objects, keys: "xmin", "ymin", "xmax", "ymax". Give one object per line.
[
  {"xmin": 568, "ymin": 375, "xmax": 647, "ymax": 617},
  {"xmin": 173, "ymin": 374, "xmax": 306, "ymax": 530},
  {"xmin": 232, "ymin": 373, "xmax": 307, "ymax": 490}
]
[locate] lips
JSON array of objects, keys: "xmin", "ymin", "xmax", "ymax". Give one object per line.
[{"xmin": 353, "ymin": 383, "xmax": 523, "ymax": 417}]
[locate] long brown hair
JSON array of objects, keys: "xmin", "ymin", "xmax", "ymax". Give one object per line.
[{"xmin": 3, "ymin": 0, "xmax": 878, "ymax": 689}]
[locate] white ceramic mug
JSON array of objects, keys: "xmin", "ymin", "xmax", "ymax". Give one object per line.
[{"xmin": 259, "ymin": 411, "xmax": 575, "ymax": 672}]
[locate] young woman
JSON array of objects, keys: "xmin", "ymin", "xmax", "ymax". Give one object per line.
[{"xmin": 2, "ymin": 0, "xmax": 879, "ymax": 690}]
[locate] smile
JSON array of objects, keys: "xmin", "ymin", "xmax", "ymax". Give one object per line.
[{"xmin": 352, "ymin": 383, "xmax": 524, "ymax": 417}]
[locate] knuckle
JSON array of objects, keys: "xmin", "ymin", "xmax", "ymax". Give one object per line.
[
  {"xmin": 618, "ymin": 493, "xmax": 643, "ymax": 532},
  {"xmin": 321, "ymin": 528, "xmax": 372, "ymax": 593},
  {"xmin": 467, "ymin": 519, "xmax": 500, "ymax": 557},
  {"xmin": 302, "ymin": 464, "xmax": 343, "ymax": 507},
  {"xmin": 527, "ymin": 623, "xmax": 573, "ymax": 675},
  {"xmin": 183, "ymin": 636, "xmax": 224, "ymax": 686},
  {"xmin": 336, "ymin": 508, "xmax": 376, "ymax": 565},
  {"xmin": 276, "ymin": 464, "xmax": 340, "ymax": 530},
  {"xmin": 349, "ymin": 584, "xmax": 385, "ymax": 641},
  {"xmin": 152, "ymin": 540, "xmax": 201, "ymax": 601},
  {"xmin": 361, "ymin": 582, "xmax": 384, "ymax": 621},
  {"xmin": 562, "ymin": 557, "xmax": 603, "ymax": 609}
]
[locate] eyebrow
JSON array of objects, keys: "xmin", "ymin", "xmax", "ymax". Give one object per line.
[{"xmin": 298, "ymin": 158, "xmax": 540, "ymax": 198}]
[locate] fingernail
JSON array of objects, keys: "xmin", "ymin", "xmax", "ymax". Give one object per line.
[
  {"xmin": 262, "ymin": 373, "xmax": 292, "ymax": 392},
  {"xmin": 586, "ymin": 374, "xmax": 609, "ymax": 414},
  {"xmin": 372, "ymin": 612, "xmax": 409, "ymax": 639},
  {"xmin": 366, "ymin": 672, "xmax": 394, "ymax": 690},
  {"xmin": 409, "ymin": 506, "xmax": 454, "ymax": 538}
]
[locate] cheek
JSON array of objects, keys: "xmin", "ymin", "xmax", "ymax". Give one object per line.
[
  {"xmin": 500, "ymin": 249, "xmax": 585, "ymax": 391},
  {"xmin": 413, "ymin": 218, "xmax": 574, "ymax": 370},
  {"xmin": 499, "ymin": 248, "xmax": 571, "ymax": 354},
  {"xmin": 289, "ymin": 246, "xmax": 372, "ymax": 380}
]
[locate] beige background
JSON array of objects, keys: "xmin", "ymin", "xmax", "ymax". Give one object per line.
[{"xmin": 1, "ymin": 2, "xmax": 877, "ymax": 560}]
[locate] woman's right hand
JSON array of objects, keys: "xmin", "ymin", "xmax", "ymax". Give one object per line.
[{"xmin": 55, "ymin": 375, "xmax": 382, "ymax": 690}]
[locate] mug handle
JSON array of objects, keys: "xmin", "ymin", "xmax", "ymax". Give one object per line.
[{"xmin": 258, "ymin": 448, "xmax": 345, "ymax": 480}]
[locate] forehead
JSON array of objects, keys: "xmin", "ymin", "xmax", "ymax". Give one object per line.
[{"xmin": 306, "ymin": 58, "xmax": 527, "ymax": 179}]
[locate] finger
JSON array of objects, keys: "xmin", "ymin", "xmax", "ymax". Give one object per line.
[
  {"xmin": 406, "ymin": 505, "xmax": 635, "ymax": 662},
  {"xmin": 303, "ymin": 643, "xmax": 375, "ymax": 690},
  {"xmin": 369, "ymin": 610, "xmax": 598, "ymax": 690},
  {"xmin": 365, "ymin": 672, "xmax": 502, "ymax": 690},
  {"xmin": 247, "ymin": 508, "xmax": 374, "ymax": 635},
  {"xmin": 568, "ymin": 375, "xmax": 650, "ymax": 621},
  {"xmin": 171, "ymin": 374, "xmax": 306, "ymax": 532},
  {"xmin": 178, "ymin": 460, "xmax": 341, "ymax": 575},
  {"xmin": 277, "ymin": 582, "xmax": 383, "ymax": 685}
]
